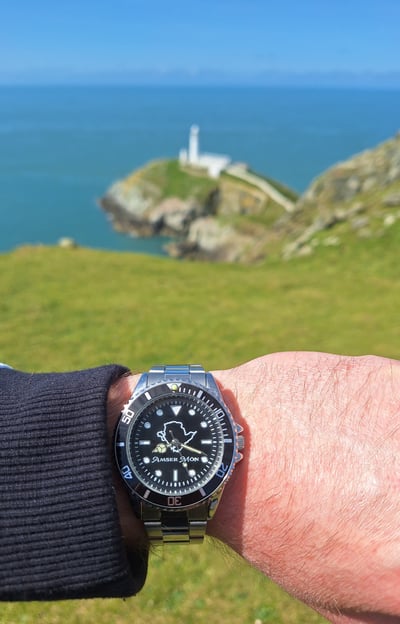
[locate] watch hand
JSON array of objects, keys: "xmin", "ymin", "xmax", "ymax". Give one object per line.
[
  {"xmin": 179, "ymin": 442, "xmax": 204, "ymax": 455},
  {"xmin": 168, "ymin": 428, "xmax": 204, "ymax": 455}
]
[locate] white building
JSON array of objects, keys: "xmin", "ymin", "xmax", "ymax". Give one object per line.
[{"xmin": 179, "ymin": 125, "xmax": 231, "ymax": 178}]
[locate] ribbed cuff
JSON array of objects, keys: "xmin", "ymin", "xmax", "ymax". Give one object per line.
[{"xmin": 0, "ymin": 365, "xmax": 148, "ymax": 600}]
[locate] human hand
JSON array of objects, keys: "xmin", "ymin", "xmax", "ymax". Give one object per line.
[{"xmin": 211, "ymin": 352, "xmax": 400, "ymax": 624}]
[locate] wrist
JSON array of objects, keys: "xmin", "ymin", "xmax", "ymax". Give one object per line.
[{"xmin": 210, "ymin": 354, "xmax": 400, "ymax": 621}]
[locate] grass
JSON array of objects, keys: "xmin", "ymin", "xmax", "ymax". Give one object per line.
[
  {"xmin": 123, "ymin": 159, "xmax": 218, "ymax": 202},
  {"xmin": 1, "ymin": 222, "xmax": 400, "ymax": 623}
]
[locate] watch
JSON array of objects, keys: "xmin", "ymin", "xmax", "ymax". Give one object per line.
[{"xmin": 114, "ymin": 365, "xmax": 244, "ymax": 544}]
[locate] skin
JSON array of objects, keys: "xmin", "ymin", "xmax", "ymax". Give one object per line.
[{"xmin": 108, "ymin": 352, "xmax": 400, "ymax": 623}]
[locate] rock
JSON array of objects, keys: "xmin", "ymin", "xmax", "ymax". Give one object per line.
[
  {"xmin": 387, "ymin": 165, "xmax": 400, "ymax": 183},
  {"xmin": 168, "ymin": 217, "xmax": 264, "ymax": 262},
  {"xmin": 351, "ymin": 216, "xmax": 370, "ymax": 231},
  {"xmin": 147, "ymin": 197, "xmax": 205, "ymax": 234},
  {"xmin": 58, "ymin": 237, "xmax": 78, "ymax": 249},
  {"xmin": 322, "ymin": 236, "xmax": 341, "ymax": 247},
  {"xmin": 361, "ymin": 176, "xmax": 377, "ymax": 193},
  {"xmin": 382, "ymin": 192, "xmax": 400, "ymax": 207},
  {"xmin": 383, "ymin": 214, "xmax": 397, "ymax": 227}
]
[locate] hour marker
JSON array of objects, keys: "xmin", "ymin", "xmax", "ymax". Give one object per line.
[
  {"xmin": 144, "ymin": 422, "xmax": 151, "ymax": 429},
  {"xmin": 155, "ymin": 469, "xmax": 162, "ymax": 477},
  {"xmin": 171, "ymin": 405, "xmax": 182, "ymax": 416},
  {"xmin": 143, "ymin": 457, "xmax": 150, "ymax": 464},
  {"xmin": 188, "ymin": 469, "xmax": 196, "ymax": 477},
  {"xmin": 156, "ymin": 409, "xmax": 164, "ymax": 416},
  {"xmin": 188, "ymin": 409, "xmax": 196, "ymax": 416},
  {"xmin": 139, "ymin": 440, "xmax": 151, "ymax": 445},
  {"xmin": 173, "ymin": 469, "xmax": 178, "ymax": 482},
  {"xmin": 145, "ymin": 392, "xmax": 152, "ymax": 400},
  {"xmin": 200, "ymin": 421, "xmax": 207, "ymax": 428},
  {"xmin": 201, "ymin": 456, "xmax": 208, "ymax": 463},
  {"xmin": 201, "ymin": 439, "xmax": 212, "ymax": 445},
  {"xmin": 116, "ymin": 442, "xmax": 125, "ymax": 447}
]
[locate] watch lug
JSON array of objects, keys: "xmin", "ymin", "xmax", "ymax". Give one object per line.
[
  {"xmin": 207, "ymin": 485, "xmax": 225, "ymax": 519},
  {"xmin": 133, "ymin": 372, "xmax": 150, "ymax": 395},
  {"xmin": 205, "ymin": 372, "xmax": 220, "ymax": 396}
]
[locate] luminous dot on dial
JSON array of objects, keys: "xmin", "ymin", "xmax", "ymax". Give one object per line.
[
  {"xmin": 155, "ymin": 470, "xmax": 162, "ymax": 477},
  {"xmin": 201, "ymin": 456, "xmax": 208, "ymax": 463},
  {"xmin": 143, "ymin": 457, "xmax": 150, "ymax": 464},
  {"xmin": 144, "ymin": 422, "xmax": 151, "ymax": 429},
  {"xmin": 200, "ymin": 421, "xmax": 207, "ymax": 428},
  {"xmin": 189, "ymin": 409, "xmax": 196, "ymax": 416},
  {"xmin": 188, "ymin": 469, "xmax": 196, "ymax": 477},
  {"xmin": 156, "ymin": 409, "xmax": 163, "ymax": 416}
]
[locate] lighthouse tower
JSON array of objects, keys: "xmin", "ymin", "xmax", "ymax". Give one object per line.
[
  {"xmin": 178, "ymin": 125, "xmax": 232, "ymax": 178},
  {"xmin": 188, "ymin": 124, "xmax": 199, "ymax": 165}
]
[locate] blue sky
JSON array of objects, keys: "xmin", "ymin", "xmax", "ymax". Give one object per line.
[{"xmin": 1, "ymin": 0, "xmax": 399, "ymax": 85}]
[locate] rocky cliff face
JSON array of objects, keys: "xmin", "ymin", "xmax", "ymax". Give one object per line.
[
  {"xmin": 100, "ymin": 133, "xmax": 400, "ymax": 263},
  {"xmin": 283, "ymin": 132, "xmax": 400, "ymax": 258},
  {"xmin": 100, "ymin": 159, "xmax": 293, "ymax": 262}
]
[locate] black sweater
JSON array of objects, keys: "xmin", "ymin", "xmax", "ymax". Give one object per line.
[{"xmin": 0, "ymin": 365, "xmax": 148, "ymax": 600}]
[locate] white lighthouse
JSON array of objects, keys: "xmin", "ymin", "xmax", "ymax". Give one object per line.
[
  {"xmin": 188, "ymin": 124, "xmax": 199, "ymax": 164},
  {"xmin": 179, "ymin": 125, "xmax": 232, "ymax": 178}
]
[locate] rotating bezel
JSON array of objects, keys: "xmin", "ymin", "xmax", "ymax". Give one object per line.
[{"xmin": 115, "ymin": 380, "xmax": 237, "ymax": 511}]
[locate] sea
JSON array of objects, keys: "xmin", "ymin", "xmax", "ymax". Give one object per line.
[{"xmin": 1, "ymin": 86, "xmax": 399, "ymax": 255}]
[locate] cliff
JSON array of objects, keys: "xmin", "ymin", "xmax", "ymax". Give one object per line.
[
  {"xmin": 100, "ymin": 133, "xmax": 400, "ymax": 262},
  {"xmin": 283, "ymin": 132, "xmax": 400, "ymax": 258},
  {"xmin": 99, "ymin": 159, "xmax": 297, "ymax": 262}
]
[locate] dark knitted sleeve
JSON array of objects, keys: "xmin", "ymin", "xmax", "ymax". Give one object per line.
[{"xmin": 0, "ymin": 365, "xmax": 148, "ymax": 600}]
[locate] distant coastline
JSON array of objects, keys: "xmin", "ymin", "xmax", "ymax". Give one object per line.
[{"xmin": 2, "ymin": 69, "xmax": 400, "ymax": 89}]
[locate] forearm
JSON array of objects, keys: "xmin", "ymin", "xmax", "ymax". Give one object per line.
[{"xmin": 209, "ymin": 352, "xmax": 400, "ymax": 621}]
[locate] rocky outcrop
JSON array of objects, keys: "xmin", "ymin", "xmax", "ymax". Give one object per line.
[
  {"xmin": 101, "ymin": 180, "xmax": 216, "ymax": 237},
  {"xmin": 100, "ymin": 159, "xmax": 294, "ymax": 262},
  {"xmin": 167, "ymin": 217, "xmax": 266, "ymax": 263},
  {"xmin": 283, "ymin": 132, "xmax": 400, "ymax": 258}
]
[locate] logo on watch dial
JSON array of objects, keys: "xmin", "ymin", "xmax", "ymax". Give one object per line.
[{"xmin": 155, "ymin": 420, "xmax": 196, "ymax": 453}]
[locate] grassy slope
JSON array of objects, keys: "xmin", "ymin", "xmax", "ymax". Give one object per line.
[
  {"xmin": 122, "ymin": 159, "xmax": 218, "ymax": 201},
  {"xmin": 1, "ymin": 222, "xmax": 400, "ymax": 624}
]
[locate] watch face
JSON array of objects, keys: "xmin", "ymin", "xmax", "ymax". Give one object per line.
[{"xmin": 115, "ymin": 380, "xmax": 237, "ymax": 510}]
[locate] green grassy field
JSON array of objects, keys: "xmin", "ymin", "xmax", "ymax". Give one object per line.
[{"xmin": 1, "ymin": 221, "xmax": 399, "ymax": 624}]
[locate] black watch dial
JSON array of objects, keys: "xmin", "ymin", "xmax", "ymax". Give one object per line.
[{"xmin": 115, "ymin": 381, "xmax": 237, "ymax": 510}]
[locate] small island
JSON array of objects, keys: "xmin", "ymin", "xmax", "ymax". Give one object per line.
[
  {"xmin": 99, "ymin": 125, "xmax": 298, "ymax": 262},
  {"xmin": 100, "ymin": 128, "xmax": 400, "ymax": 263}
]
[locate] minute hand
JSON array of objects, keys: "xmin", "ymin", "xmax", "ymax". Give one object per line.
[{"xmin": 179, "ymin": 442, "xmax": 204, "ymax": 455}]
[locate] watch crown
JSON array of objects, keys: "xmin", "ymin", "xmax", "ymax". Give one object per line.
[{"xmin": 237, "ymin": 435, "xmax": 245, "ymax": 451}]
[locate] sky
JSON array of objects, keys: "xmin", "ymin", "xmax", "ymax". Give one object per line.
[{"xmin": 1, "ymin": 0, "xmax": 400, "ymax": 86}]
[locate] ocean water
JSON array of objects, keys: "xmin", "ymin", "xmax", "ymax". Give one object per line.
[{"xmin": 0, "ymin": 86, "xmax": 399, "ymax": 254}]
